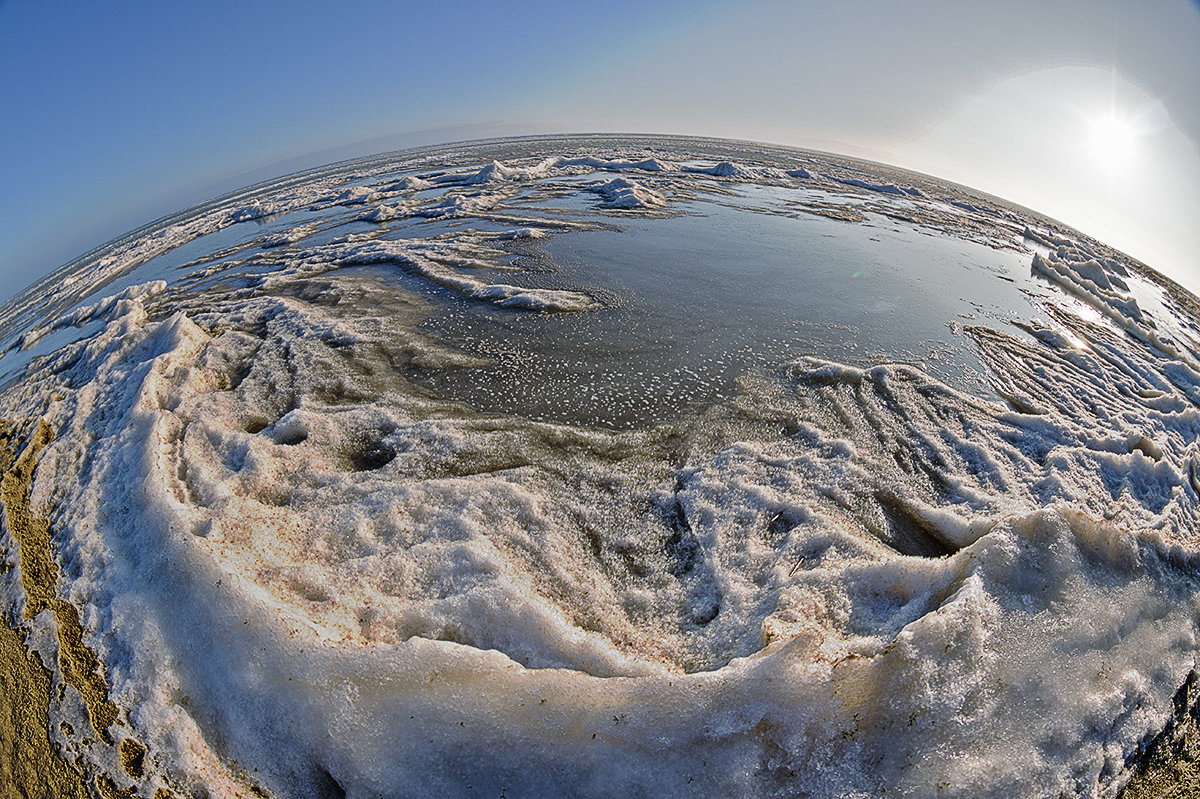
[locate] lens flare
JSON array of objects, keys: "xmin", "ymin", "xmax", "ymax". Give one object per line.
[{"xmin": 1086, "ymin": 110, "xmax": 1140, "ymax": 166}]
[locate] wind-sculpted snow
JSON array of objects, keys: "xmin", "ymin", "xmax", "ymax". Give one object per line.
[{"xmin": 1, "ymin": 135, "xmax": 1198, "ymax": 798}]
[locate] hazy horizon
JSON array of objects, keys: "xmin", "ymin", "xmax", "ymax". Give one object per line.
[{"xmin": 2, "ymin": 0, "xmax": 1197, "ymax": 299}]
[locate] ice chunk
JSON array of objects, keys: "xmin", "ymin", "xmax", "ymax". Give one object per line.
[
  {"xmin": 262, "ymin": 224, "xmax": 317, "ymax": 248},
  {"xmin": 383, "ymin": 175, "xmax": 434, "ymax": 192},
  {"xmin": 320, "ymin": 185, "xmax": 379, "ymax": 206},
  {"xmin": 826, "ymin": 175, "xmax": 924, "ymax": 196},
  {"xmin": 361, "ymin": 203, "xmax": 410, "ymax": 223},
  {"xmin": 229, "ymin": 203, "xmax": 270, "ymax": 223},
  {"xmin": 17, "ymin": 280, "xmax": 167, "ymax": 350},
  {"xmin": 590, "ymin": 177, "xmax": 667, "ymax": 209},
  {"xmin": 417, "ymin": 193, "xmax": 501, "ymax": 217},
  {"xmin": 558, "ymin": 155, "xmax": 675, "ymax": 172},
  {"xmin": 683, "ymin": 161, "xmax": 790, "ymax": 181},
  {"xmin": 1032, "ymin": 252, "xmax": 1145, "ymax": 323},
  {"xmin": 949, "ymin": 199, "xmax": 997, "ymax": 215},
  {"xmin": 442, "ymin": 157, "xmax": 562, "ymax": 185}
]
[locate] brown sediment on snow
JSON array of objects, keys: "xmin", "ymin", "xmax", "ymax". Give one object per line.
[
  {"xmin": 0, "ymin": 608, "xmax": 88, "ymax": 798},
  {"xmin": 1118, "ymin": 671, "xmax": 1200, "ymax": 799},
  {"xmin": 0, "ymin": 417, "xmax": 159, "ymax": 797},
  {"xmin": 0, "ymin": 418, "xmax": 90, "ymax": 797},
  {"xmin": 1, "ymin": 419, "xmax": 119, "ymax": 741}
]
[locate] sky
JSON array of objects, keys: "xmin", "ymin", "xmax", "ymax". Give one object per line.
[{"xmin": 1, "ymin": 0, "xmax": 1197, "ymax": 301}]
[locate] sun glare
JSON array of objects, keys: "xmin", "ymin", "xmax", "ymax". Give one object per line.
[{"xmin": 1086, "ymin": 110, "xmax": 1140, "ymax": 166}]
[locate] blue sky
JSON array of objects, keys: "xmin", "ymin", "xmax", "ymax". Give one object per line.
[{"xmin": 1, "ymin": 0, "xmax": 1198, "ymax": 299}]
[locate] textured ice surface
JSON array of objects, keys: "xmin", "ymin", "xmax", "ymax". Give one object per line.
[{"xmin": 1, "ymin": 135, "xmax": 1199, "ymax": 798}]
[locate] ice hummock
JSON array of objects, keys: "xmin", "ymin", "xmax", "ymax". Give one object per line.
[{"xmin": 589, "ymin": 176, "xmax": 667, "ymax": 208}]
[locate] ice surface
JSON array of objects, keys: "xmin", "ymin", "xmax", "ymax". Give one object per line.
[{"xmin": 1, "ymin": 136, "xmax": 1199, "ymax": 798}]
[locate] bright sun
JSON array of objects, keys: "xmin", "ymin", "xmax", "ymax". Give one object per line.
[{"xmin": 1086, "ymin": 111, "xmax": 1140, "ymax": 166}]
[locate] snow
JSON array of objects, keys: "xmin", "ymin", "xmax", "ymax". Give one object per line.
[
  {"xmin": 826, "ymin": 174, "xmax": 925, "ymax": 197},
  {"xmin": 1033, "ymin": 251, "xmax": 1144, "ymax": 321},
  {"xmin": 590, "ymin": 177, "xmax": 667, "ymax": 209},
  {"xmin": 9, "ymin": 285, "xmax": 1199, "ymax": 797},
  {"xmin": 440, "ymin": 157, "xmax": 564, "ymax": 185},
  {"xmin": 949, "ymin": 199, "xmax": 998, "ymax": 216},
  {"xmin": 322, "ymin": 185, "xmax": 380, "ymax": 206},
  {"xmin": 2, "ymin": 136, "xmax": 1198, "ymax": 799},
  {"xmin": 16, "ymin": 279, "xmax": 167, "ymax": 350},
  {"xmin": 229, "ymin": 202, "xmax": 272, "ymax": 222},
  {"xmin": 683, "ymin": 161, "xmax": 791, "ymax": 181},
  {"xmin": 360, "ymin": 202, "xmax": 410, "ymax": 223},
  {"xmin": 383, "ymin": 176, "xmax": 434, "ymax": 192},
  {"xmin": 262, "ymin": 224, "xmax": 318, "ymax": 248},
  {"xmin": 558, "ymin": 155, "xmax": 675, "ymax": 172},
  {"xmin": 301, "ymin": 235, "xmax": 601, "ymax": 312}
]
